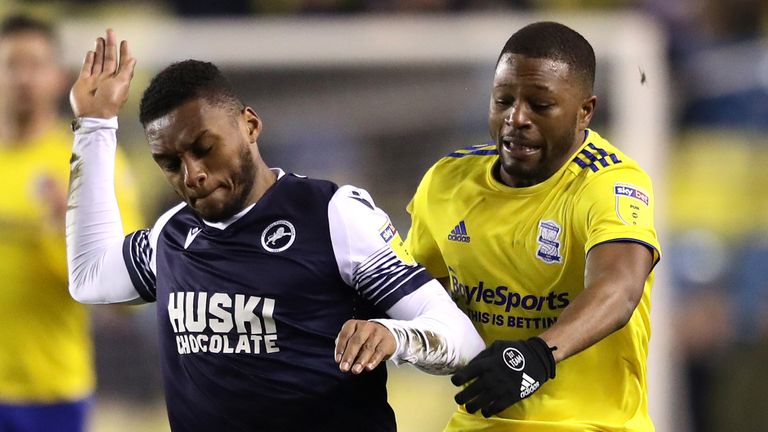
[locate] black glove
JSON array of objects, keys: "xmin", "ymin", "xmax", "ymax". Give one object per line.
[{"xmin": 451, "ymin": 337, "xmax": 556, "ymax": 417}]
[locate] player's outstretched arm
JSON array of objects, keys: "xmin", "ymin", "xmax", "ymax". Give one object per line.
[
  {"xmin": 67, "ymin": 30, "xmax": 146, "ymax": 304},
  {"xmin": 538, "ymin": 241, "xmax": 653, "ymax": 362}
]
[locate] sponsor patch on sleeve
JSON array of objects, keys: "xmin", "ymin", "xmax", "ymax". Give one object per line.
[
  {"xmin": 379, "ymin": 221, "xmax": 416, "ymax": 265},
  {"xmin": 614, "ymin": 183, "xmax": 650, "ymax": 226}
]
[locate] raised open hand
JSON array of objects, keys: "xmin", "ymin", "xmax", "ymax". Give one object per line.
[{"xmin": 69, "ymin": 29, "xmax": 136, "ymax": 119}]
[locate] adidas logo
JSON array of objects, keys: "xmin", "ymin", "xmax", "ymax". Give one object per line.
[
  {"xmin": 448, "ymin": 220, "xmax": 471, "ymax": 243},
  {"xmin": 519, "ymin": 372, "xmax": 540, "ymax": 398}
]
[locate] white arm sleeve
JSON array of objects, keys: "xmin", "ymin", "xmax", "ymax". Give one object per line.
[
  {"xmin": 372, "ymin": 280, "xmax": 486, "ymax": 375},
  {"xmin": 66, "ymin": 117, "xmax": 144, "ymax": 304},
  {"xmin": 328, "ymin": 185, "xmax": 485, "ymax": 374}
]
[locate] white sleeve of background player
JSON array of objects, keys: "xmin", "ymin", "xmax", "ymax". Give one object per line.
[
  {"xmin": 66, "ymin": 117, "xmax": 146, "ymax": 304},
  {"xmin": 328, "ymin": 185, "xmax": 485, "ymax": 374}
]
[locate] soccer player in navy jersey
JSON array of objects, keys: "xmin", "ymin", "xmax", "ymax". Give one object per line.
[{"xmin": 65, "ymin": 30, "xmax": 485, "ymax": 432}]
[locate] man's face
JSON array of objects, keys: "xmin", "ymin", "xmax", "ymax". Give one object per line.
[
  {"xmin": 146, "ymin": 98, "xmax": 262, "ymax": 222},
  {"xmin": 488, "ymin": 54, "xmax": 595, "ymax": 187},
  {"xmin": 0, "ymin": 32, "xmax": 64, "ymax": 119}
]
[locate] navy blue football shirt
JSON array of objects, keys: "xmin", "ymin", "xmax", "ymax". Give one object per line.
[{"xmin": 122, "ymin": 170, "xmax": 432, "ymax": 431}]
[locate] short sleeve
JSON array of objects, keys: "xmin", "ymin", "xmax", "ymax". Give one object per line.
[
  {"xmin": 121, "ymin": 202, "xmax": 186, "ymax": 303},
  {"xmin": 405, "ymin": 165, "xmax": 449, "ymax": 278},
  {"xmin": 328, "ymin": 185, "xmax": 432, "ymax": 310},
  {"xmin": 122, "ymin": 229, "xmax": 156, "ymax": 302},
  {"xmin": 575, "ymin": 165, "xmax": 661, "ymax": 263}
]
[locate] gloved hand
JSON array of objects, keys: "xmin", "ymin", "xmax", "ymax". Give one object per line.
[{"xmin": 451, "ymin": 337, "xmax": 556, "ymax": 417}]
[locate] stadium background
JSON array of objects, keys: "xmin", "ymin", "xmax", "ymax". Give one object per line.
[{"xmin": 3, "ymin": 0, "xmax": 766, "ymax": 430}]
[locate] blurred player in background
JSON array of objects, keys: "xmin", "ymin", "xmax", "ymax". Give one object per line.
[
  {"xmin": 65, "ymin": 29, "xmax": 484, "ymax": 431},
  {"xmin": 406, "ymin": 21, "xmax": 661, "ymax": 431},
  {"xmin": 0, "ymin": 15, "xmax": 142, "ymax": 432}
]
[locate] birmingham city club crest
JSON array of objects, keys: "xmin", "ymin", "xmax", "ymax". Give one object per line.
[{"xmin": 536, "ymin": 220, "xmax": 562, "ymax": 264}]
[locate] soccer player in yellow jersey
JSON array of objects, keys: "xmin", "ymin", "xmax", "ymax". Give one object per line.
[
  {"xmin": 0, "ymin": 15, "xmax": 142, "ymax": 431},
  {"xmin": 406, "ymin": 22, "xmax": 661, "ymax": 431}
]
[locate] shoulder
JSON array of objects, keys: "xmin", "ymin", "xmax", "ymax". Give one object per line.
[
  {"xmin": 279, "ymin": 172, "xmax": 339, "ymax": 200},
  {"xmin": 434, "ymin": 142, "xmax": 497, "ymax": 171},
  {"xmin": 570, "ymin": 130, "xmax": 652, "ymax": 186},
  {"xmin": 418, "ymin": 142, "xmax": 496, "ymax": 192},
  {"xmin": 569, "ymin": 131, "xmax": 655, "ymax": 209},
  {"xmin": 328, "ymin": 185, "xmax": 393, "ymax": 246},
  {"xmin": 329, "ymin": 185, "xmax": 382, "ymax": 216}
]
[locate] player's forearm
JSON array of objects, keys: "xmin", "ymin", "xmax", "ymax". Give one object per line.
[
  {"xmin": 373, "ymin": 280, "xmax": 486, "ymax": 375},
  {"xmin": 67, "ymin": 117, "xmax": 140, "ymax": 304},
  {"xmin": 538, "ymin": 280, "xmax": 639, "ymax": 362}
]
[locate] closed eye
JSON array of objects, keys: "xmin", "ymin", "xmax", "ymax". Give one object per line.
[
  {"xmin": 530, "ymin": 101, "xmax": 553, "ymax": 112},
  {"xmin": 154, "ymin": 155, "xmax": 181, "ymax": 172},
  {"xmin": 192, "ymin": 145, "xmax": 212, "ymax": 158}
]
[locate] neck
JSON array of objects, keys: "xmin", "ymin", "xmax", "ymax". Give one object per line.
[
  {"xmin": 248, "ymin": 159, "xmax": 278, "ymax": 204},
  {"xmin": 0, "ymin": 109, "xmax": 57, "ymax": 145}
]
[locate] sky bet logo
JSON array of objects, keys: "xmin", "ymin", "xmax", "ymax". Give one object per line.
[
  {"xmin": 450, "ymin": 275, "xmax": 570, "ymax": 312},
  {"xmin": 614, "ymin": 184, "xmax": 649, "ymax": 206},
  {"xmin": 448, "ymin": 220, "xmax": 471, "ymax": 243}
]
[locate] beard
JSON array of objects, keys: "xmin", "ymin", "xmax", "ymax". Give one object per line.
[{"xmin": 194, "ymin": 144, "xmax": 257, "ymax": 222}]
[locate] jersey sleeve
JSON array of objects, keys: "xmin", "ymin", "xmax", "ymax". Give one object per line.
[
  {"xmin": 122, "ymin": 201, "xmax": 186, "ymax": 303},
  {"xmin": 405, "ymin": 165, "xmax": 449, "ymax": 278},
  {"xmin": 122, "ymin": 229, "xmax": 156, "ymax": 302},
  {"xmin": 574, "ymin": 165, "xmax": 661, "ymax": 263},
  {"xmin": 328, "ymin": 185, "xmax": 432, "ymax": 310}
]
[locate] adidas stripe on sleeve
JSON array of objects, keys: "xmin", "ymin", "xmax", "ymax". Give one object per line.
[{"xmin": 328, "ymin": 185, "xmax": 432, "ymax": 310}]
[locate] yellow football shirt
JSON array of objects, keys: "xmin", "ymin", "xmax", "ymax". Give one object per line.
[
  {"xmin": 0, "ymin": 125, "xmax": 142, "ymax": 403},
  {"xmin": 406, "ymin": 130, "xmax": 660, "ymax": 432}
]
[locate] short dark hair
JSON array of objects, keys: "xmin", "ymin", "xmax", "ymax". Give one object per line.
[
  {"xmin": 498, "ymin": 21, "xmax": 596, "ymax": 92},
  {"xmin": 0, "ymin": 14, "xmax": 56, "ymax": 42},
  {"xmin": 139, "ymin": 60, "xmax": 244, "ymax": 126}
]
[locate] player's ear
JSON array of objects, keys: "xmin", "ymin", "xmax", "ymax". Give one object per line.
[
  {"xmin": 243, "ymin": 106, "xmax": 262, "ymax": 143},
  {"xmin": 577, "ymin": 95, "xmax": 597, "ymax": 130}
]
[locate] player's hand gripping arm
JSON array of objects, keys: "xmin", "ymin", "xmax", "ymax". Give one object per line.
[
  {"xmin": 452, "ymin": 241, "xmax": 653, "ymax": 417},
  {"xmin": 66, "ymin": 29, "xmax": 143, "ymax": 304}
]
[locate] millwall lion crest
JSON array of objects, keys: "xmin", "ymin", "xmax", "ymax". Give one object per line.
[{"xmin": 261, "ymin": 220, "xmax": 296, "ymax": 253}]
